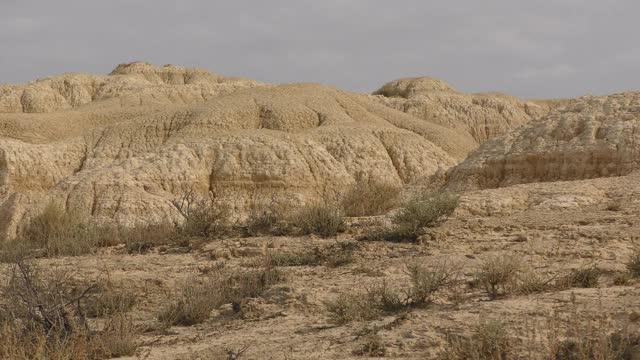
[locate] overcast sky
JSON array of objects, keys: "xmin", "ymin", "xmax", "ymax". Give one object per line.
[{"xmin": 1, "ymin": 0, "xmax": 638, "ymax": 98}]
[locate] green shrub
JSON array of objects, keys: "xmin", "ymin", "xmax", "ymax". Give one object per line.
[{"xmin": 342, "ymin": 181, "xmax": 401, "ymax": 217}]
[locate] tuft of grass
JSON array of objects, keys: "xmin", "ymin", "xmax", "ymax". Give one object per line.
[
  {"xmin": 475, "ymin": 254, "xmax": 522, "ymax": 300},
  {"xmin": 392, "ymin": 191, "xmax": 458, "ymax": 233},
  {"xmin": 342, "ymin": 181, "xmax": 401, "ymax": 217},
  {"xmin": 292, "ymin": 201, "xmax": 346, "ymax": 238}
]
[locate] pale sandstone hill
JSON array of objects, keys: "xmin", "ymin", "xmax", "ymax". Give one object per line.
[
  {"xmin": 0, "ymin": 62, "xmax": 261, "ymax": 113},
  {"xmin": 0, "ymin": 64, "xmax": 482, "ymax": 238},
  {"xmin": 446, "ymin": 91, "xmax": 640, "ymax": 191},
  {"xmin": 371, "ymin": 77, "xmax": 546, "ymax": 145}
]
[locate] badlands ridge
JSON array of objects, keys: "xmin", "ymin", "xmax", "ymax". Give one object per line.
[{"xmin": 0, "ymin": 62, "xmax": 637, "ymax": 238}]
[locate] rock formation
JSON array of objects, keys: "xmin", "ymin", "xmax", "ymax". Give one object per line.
[
  {"xmin": 371, "ymin": 77, "xmax": 546, "ymax": 146},
  {"xmin": 0, "ymin": 62, "xmax": 260, "ymax": 113},
  {"xmin": 446, "ymin": 92, "xmax": 640, "ymax": 191},
  {"xmin": 0, "ymin": 63, "xmax": 486, "ymax": 238}
]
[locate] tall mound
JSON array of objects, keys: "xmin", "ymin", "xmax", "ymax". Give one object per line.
[
  {"xmin": 0, "ymin": 62, "xmax": 261, "ymax": 113},
  {"xmin": 446, "ymin": 92, "xmax": 640, "ymax": 191},
  {"xmin": 0, "ymin": 65, "xmax": 478, "ymax": 238},
  {"xmin": 372, "ymin": 77, "xmax": 546, "ymax": 145}
]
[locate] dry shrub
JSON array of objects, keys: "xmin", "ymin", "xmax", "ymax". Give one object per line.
[
  {"xmin": 122, "ymin": 223, "xmax": 176, "ymax": 254},
  {"xmin": 405, "ymin": 260, "xmax": 460, "ymax": 306},
  {"xmin": 325, "ymin": 259, "xmax": 458, "ymax": 324},
  {"xmin": 0, "ymin": 260, "xmax": 138, "ymax": 359},
  {"xmin": 271, "ymin": 242, "xmax": 357, "ymax": 268},
  {"xmin": 626, "ymin": 247, "xmax": 640, "ymax": 278},
  {"xmin": 21, "ymin": 203, "xmax": 96, "ymax": 256},
  {"xmin": 392, "ymin": 191, "xmax": 459, "ymax": 232},
  {"xmin": 606, "ymin": 200, "xmax": 623, "ymax": 212},
  {"xmin": 174, "ymin": 189, "xmax": 231, "ymax": 238},
  {"xmin": 325, "ymin": 292, "xmax": 382, "ymax": 325},
  {"xmin": 158, "ymin": 260, "xmax": 282, "ymax": 326},
  {"xmin": 475, "ymin": 254, "xmax": 522, "ymax": 300},
  {"xmin": 517, "ymin": 268, "xmax": 560, "ymax": 295},
  {"xmin": 84, "ymin": 280, "xmax": 137, "ymax": 318},
  {"xmin": 560, "ymin": 265, "xmax": 601, "ymax": 289},
  {"xmin": 358, "ymin": 224, "xmax": 419, "ymax": 243},
  {"xmin": 441, "ymin": 318, "xmax": 511, "ymax": 360},
  {"xmin": 352, "ymin": 334, "xmax": 387, "ymax": 357},
  {"xmin": 292, "ymin": 201, "xmax": 346, "ymax": 238},
  {"xmin": 539, "ymin": 302, "xmax": 638, "ymax": 360},
  {"xmin": 244, "ymin": 197, "xmax": 293, "ymax": 237},
  {"xmin": 342, "ymin": 181, "xmax": 401, "ymax": 217}
]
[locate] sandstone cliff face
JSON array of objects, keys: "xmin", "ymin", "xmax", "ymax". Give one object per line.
[
  {"xmin": 0, "ymin": 65, "xmax": 483, "ymax": 238},
  {"xmin": 446, "ymin": 92, "xmax": 640, "ymax": 191},
  {"xmin": 372, "ymin": 77, "xmax": 546, "ymax": 146}
]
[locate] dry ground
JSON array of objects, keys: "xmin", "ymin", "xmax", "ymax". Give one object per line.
[{"xmin": 2, "ymin": 182, "xmax": 640, "ymax": 359}]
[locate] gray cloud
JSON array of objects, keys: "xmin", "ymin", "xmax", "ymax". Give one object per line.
[{"xmin": 0, "ymin": 0, "xmax": 638, "ymax": 98}]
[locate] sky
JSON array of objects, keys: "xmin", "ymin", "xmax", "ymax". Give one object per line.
[{"xmin": 1, "ymin": 0, "xmax": 638, "ymax": 99}]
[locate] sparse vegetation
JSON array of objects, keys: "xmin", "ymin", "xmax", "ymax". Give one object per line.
[
  {"xmin": 606, "ymin": 199, "xmax": 623, "ymax": 211},
  {"xmin": 441, "ymin": 318, "xmax": 511, "ymax": 360},
  {"xmin": 244, "ymin": 197, "xmax": 293, "ymax": 236},
  {"xmin": 123, "ymin": 223, "xmax": 176, "ymax": 254},
  {"xmin": 561, "ymin": 265, "xmax": 601, "ymax": 289},
  {"xmin": 174, "ymin": 189, "xmax": 231, "ymax": 238},
  {"xmin": 325, "ymin": 260, "xmax": 458, "ymax": 324},
  {"xmin": 352, "ymin": 334, "xmax": 387, "ymax": 357},
  {"xmin": 271, "ymin": 242, "xmax": 357, "ymax": 268},
  {"xmin": 342, "ymin": 180, "xmax": 401, "ymax": 217},
  {"xmin": 158, "ymin": 259, "xmax": 282, "ymax": 326},
  {"xmin": 85, "ymin": 280, "xmax": 137, "ymax": 318},
  {"xmin": 20, "ymin": 203, "xmax": 100, "ymax": 256},
  {"xmin": 626, "ymin": 247, "xmax": 640, "ymax": 278},
  {"xmin": 0, "ymin": 259, "xmax": 138, "ymax": 359},
  {"xmin": 517, "ymin": 267, "xmax": 559, "ymax": 294},
  {"xmin": 358, "ymin": 224, "xmax": 418, "ymax": 243},
  {"xmin": 475, "ymin": 254, "xmax": 522, "ymax": 300},
  {"xmin": 292, "ymin": 201, "xmax": 346, "ymax": 238},
  {"xmin": 392, "ymin": 191, "xmax": 459, "ymax": 232}
]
